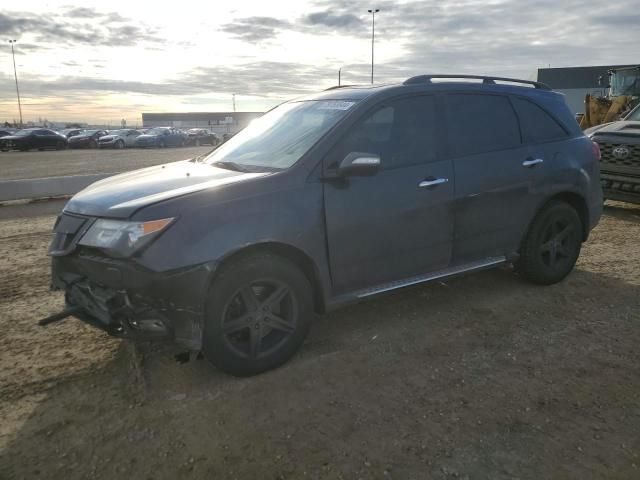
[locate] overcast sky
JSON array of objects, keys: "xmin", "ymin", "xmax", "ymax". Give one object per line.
[{"xmin": 1, "ymin": 0, "xmax": 638, "ymax": 125}]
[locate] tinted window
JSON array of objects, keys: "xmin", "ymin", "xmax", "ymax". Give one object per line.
[
  {"xmin": 512, "ymin": 97, "xmax": 567, "ymax": 143},
  {"xmin": 334, "ymin": 95, "xmax": 438, "ymax": 169},
  {"xmin": 447, "ymin": 94, "xmax": 520, "ymax": 157}
]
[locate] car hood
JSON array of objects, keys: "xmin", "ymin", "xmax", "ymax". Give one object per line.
[
  {"xmin": 589, "ymin": 121, "xmax": 640, "ymax": 137},
  {"xmin": 64, "ymin": 160, "xmax": 270, "ymax": 218}
]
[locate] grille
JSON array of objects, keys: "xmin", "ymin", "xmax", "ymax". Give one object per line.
[{"xmin": 598, "ymin": 141, "xmax": 640, "ymax": 168}]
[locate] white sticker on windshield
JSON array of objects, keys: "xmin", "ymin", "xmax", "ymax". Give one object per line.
[{"xmin": 317, "ymin": 101, "xmax": 355, "ymax": 110}]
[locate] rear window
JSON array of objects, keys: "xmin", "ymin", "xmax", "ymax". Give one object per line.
[
  {"xmin": 512, "ymin": 97, "xmax": 567, "ymax": 144},
  {"xmin": 447, "ymin": 94, "xmax": 520, "ymax": 157}
]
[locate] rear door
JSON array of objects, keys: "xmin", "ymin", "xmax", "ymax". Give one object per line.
[
  {"xmin": 446, "ymin": 93, "xmax": 536, "ymax": 263},
  {"xmin": 324, "ymin": 95, "xmax": 455, "ymax": 294}
]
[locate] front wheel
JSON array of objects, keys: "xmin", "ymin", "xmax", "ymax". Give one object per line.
[
  {"xmin": 202, "ymin": 253, "xmax": 314, "ymax": 376},
  {"xmin": 518, "ymin": 201, "xmax": 583, "ymax": 285}
]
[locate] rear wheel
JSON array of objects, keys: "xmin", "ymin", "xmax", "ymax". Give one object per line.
[
  {"xmin": 518, "ymin": 201, "xmax": 583, "ymax": 285},
  {"xmin": 202, "ymin": 253, "xmax": 313, "ymax": 376}
]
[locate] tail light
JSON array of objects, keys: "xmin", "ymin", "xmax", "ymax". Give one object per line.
[{"xmin": 592, "ymin": 141, "xmax": 601, "ymax": 161}]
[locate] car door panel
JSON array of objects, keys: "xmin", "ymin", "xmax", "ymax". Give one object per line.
[
  {"xmin": 446, "ymin": 93, "xmax": 538, "ymax": 263},
  {"xmin": 323, "ymin": 94, "xmax": 454, "ymax": 294}
]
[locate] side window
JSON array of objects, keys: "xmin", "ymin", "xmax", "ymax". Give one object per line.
[
  {"xmin": 512, "ymin": 97, "xmax": 568, "ymax": 143},
  {"xmin": 332, "ymin": 95, "xmax": 438, "ymax": 170},
  {"xmin": 447, "ymin": 94, "xmax": 520, "ymax": 157}
]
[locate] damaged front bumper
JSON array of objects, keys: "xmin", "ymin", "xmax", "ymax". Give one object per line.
[{"xmin": 51, "ymin": 253, "xmax": 216, "ymax": 350}]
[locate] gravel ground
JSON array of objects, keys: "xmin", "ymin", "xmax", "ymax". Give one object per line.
[
  {"xmin": 0, "ymin": 202, "xmax": 639, "ymax": 479},
  {"xmin": 0, "ymin": 146, "xmax": 214, "ymax": 181}
]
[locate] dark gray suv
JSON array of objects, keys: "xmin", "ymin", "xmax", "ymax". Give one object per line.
[{"xmin": 46, "ymin": 75, "xmax": 603, "ymax": 376}]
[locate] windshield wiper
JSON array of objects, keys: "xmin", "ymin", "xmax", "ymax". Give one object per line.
[{"xmin": 212, "ymin": 161, "xmax": 252, "ymax": 172}]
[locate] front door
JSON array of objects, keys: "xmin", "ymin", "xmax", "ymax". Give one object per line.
[{"xmin": 323, "ymin": 95, "xmax": 455, "ymax": 294}]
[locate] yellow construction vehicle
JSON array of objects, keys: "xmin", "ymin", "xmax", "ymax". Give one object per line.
[{"xmin": 579, "ymin": 66, "xmax": 640, "ymax": 129}]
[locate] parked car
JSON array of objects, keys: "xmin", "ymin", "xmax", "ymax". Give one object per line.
[
  {"xmin": 59, "ymin": 128, "xmax": 84, "ymax": 139},
  {"xmin": 186, "ymin": 128, "xmax": 219, "ymax": 146},
  {"xmin": 584, "ymin": 102, "xmax": 640, "ymax": 204},
  {"xmin": 68, "ymin": 130, "xmax": 108, "ymax": 149},
  {"xmin": 222, "ymin": 132, "xmax": 235, "ymax": 143},
  {"xmin": 98, "ymin": 129, "xmax": 142, "ymax": 149},
  {"xmin": 47, "ymin": 75, "xmax": 602, "ymax": 376},
  {"xmin": 0, "ymin": 129, "xmax": 15, "ymax": 138},
  {"xmin": 134, "ymin": 127, "xmax": 187, "ymax": 148},
  {"xmin": 0, "ymin": 128, "xmax": 67, "ymax": 151}
]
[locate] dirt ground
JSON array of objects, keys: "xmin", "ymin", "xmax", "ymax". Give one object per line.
[
  {"xmin": 0, "ymin": 146, "xmax": 213, "ymax": 181},
  {"xmin": 0, "ymin": 203, "xmax": 639, "ymax": 480}
]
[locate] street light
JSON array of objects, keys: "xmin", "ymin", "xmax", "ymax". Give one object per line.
[
  {"xmin": 367, "ymin": 8, "xmax": 380, "ymax": 84},
  {"xmin": 8, "ymin": 40, "xmax": 23, "ymax": 128}
]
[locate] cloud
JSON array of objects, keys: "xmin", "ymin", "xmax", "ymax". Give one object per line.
[
  {"xmin": 304, "ymin": 11, "xmax": 363, "ymax": 31},
  {"xmin": 0, "ymin": 10, "xmax": 163, "ymax": 48},
  {"xmin": 221, "ymin": 17, "xmax": 292, "ymax": 42}
]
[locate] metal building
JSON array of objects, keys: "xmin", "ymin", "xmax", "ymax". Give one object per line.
[
  {"xmin": 142, "ymin": 112, "xmax": 263, "ymax": 135},
  {"xmin": 537, "ymin": 64, "xmax": 638, "ymax": 114}
]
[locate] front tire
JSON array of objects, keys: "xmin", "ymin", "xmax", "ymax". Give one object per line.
[
  {"xmin": 202, "ymin": 253, "xmax": 314, "ymax": 376},
  {"xmin": 518, "ymin": 201, "xmax": 583, "ymax": 285}
]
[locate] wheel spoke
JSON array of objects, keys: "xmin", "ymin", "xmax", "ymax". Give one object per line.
[
  {"xmin": 239, "ymin": 286, "xmax": 260, "ymax": 312},
  {"xmin": 263, "ymin": 285, "xmax": 289, "ymax": 309},
  {"xmin": 556, "ymin": 226, "xmax": 574, "ymax": 242},
  {"xmin": 263, "ymin": 313, "xmax": 295, "ymax": 333},
  {"xmin": 548, "ymin": 244, "xmax": 558, "ymax": 265},
  {"xmin": 249, "ymin": 324, "xmax": 263, "ymax": 358},
  {"xmin": 223, "ymin": 314, "xmax": 252, "ymax": 334},
  {"xmin": 540, "ymin": 240, "xmax": 553, "ymax": 253}
]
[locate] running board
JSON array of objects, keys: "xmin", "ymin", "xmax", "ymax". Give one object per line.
[{"xmin": 355, "ymin": 256, "xmax": 507, "ymax": 298}]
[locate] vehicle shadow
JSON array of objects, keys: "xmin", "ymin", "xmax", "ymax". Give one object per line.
[{"xmin": 2, "ymin": 266, "xmax": 639, "ymax": 479}]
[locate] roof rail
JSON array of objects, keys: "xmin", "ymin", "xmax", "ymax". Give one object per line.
[
  {"xmin": 403, "ymin": 74, "xmax": 551, "ymax": 90},
  {"xmin": 324, "ymin": 84, "xmax": 359, "ymax": 91}
]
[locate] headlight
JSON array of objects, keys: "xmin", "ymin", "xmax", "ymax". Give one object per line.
[{"xmin": 78, "ymin": 218, "xmax": 174, "ymax": 257}]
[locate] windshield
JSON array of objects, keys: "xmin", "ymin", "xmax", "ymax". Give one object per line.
[
  {"xmin": 626, "ymin": 104, "xmax": 640, "ymax": 121},
  {"xmin": 610, "ymin": 69, "xmax": 640, "ymax": 96},
  {"xmin": 203, "ymin": 100, "xmax": 356, "ymax": 170},
  {"xmin": 13, "ymin": 129, "xmax": 33, "ymax": 136}
]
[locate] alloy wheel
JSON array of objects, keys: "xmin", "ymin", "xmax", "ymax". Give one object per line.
[{"xmin": 222, "ymin": 280, "xmax": 297, "ymax": 359}]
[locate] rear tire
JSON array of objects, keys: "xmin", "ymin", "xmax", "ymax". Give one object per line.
[
  {"xmin": 202, "ymin": 253, "xmax": 314, "ymax": 376},
  {"xmin": 518, "ymin": 201, "xmax": 583, "ymax": 285}
]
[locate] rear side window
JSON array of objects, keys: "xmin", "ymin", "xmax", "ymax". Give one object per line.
[
  {"xmin": 512, "ymin": 97, "xmax": 568, "ymax": 143},
  {"xmin": 447, "ymin": 94, "xmax": 520, "ymax": 157},
  {"xmin": 333, "ymin": 95, "xmax": 438, "ymax": 169}
]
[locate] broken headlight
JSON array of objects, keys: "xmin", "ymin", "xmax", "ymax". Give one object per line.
[{"xmin": 78, "ymin": 218, "xmax": 174, "ymax": 257}]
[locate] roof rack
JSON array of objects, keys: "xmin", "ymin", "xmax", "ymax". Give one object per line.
[
  {"xmin": 324, "ymin": 84, "xmax": 359, "ymax": 91},
  {"xmin": 403, "ymin": 74, "xmax": 551, "ymax": 90}
]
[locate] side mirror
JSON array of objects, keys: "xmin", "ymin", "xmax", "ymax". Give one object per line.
[{"xmin": 338, "ymin": 152, "xmax": 381, "ymax": 177}]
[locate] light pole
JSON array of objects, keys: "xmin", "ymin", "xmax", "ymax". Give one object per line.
[
  {"xmin": 8, "ymin": 40, "xmax": 23, "ymax": 128},
  {"xmin": 367, "ymin": 8, "xmax": 379, "ymax": 84},
  {"xmin": 338, "ymin": 67, "xmax": 341, "ymax": 86}
]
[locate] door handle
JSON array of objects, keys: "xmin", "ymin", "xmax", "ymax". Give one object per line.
[
  {"xmin": 522, "ymin": 158, "xmax": 544, "ymax": 167},
  {"xmin": 418, "ymin": 177, "xmax": 448, "ymax": 188}
]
